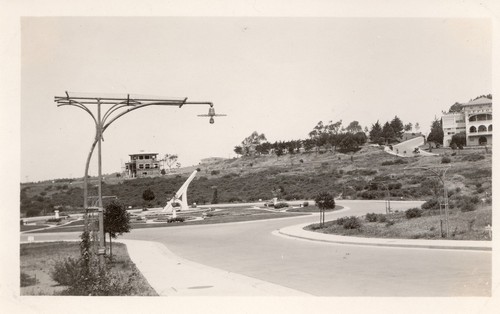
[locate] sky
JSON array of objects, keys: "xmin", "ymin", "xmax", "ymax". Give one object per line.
[{"xmin": 20, "ymin": 17, "xmax": 491, "ymax": 182}]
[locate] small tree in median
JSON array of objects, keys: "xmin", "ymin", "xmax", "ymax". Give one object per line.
[
  {"xmin": 314, "ymin": 192, "xmax": 336, "ymax": 210},
  {"xmin": 142, "ymin": 188, "xmax": 155, "ymax": 207},
  {"xmin": 104, "ymin": 200, "xmax": 131, "ymax": 258},
  {"xmin": 315, "ymin": 192, "xmax": 336, "ymax": 227}
]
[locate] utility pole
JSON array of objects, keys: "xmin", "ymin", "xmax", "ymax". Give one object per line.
[
  {"xmin": 404, "ymin": 165, "xmax": 451, "ymax": 238},
  {"xmin": 56, "ymin": 92, "xmax": 220, "ymax": 268}
]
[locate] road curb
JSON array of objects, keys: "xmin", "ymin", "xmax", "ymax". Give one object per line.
[{"xmin": 276, "ymin": 224, "xmax": 492, "ymax": 252}]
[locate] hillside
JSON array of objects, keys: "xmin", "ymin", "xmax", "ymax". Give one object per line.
[{"xmin": 20, "ymin": 145, "xmax": 492, "ymax": 217}]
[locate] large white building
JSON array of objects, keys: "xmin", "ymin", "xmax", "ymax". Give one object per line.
[{"xmin": 442, "ymin": 97, "xmax": 492, "ymax": 147}]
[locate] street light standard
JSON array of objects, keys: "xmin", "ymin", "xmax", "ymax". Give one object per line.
[
  {"xmin": 404, "ymin": 165, "xmax": 451, "ymax": 238},
  {"xmin": 55, "ymin": 92, "xmax": 219, "ymax": 267}
]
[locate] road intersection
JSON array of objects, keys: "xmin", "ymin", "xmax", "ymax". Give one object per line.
[{"xmin": 21, "ymin": 200, "xmax": 491, "ymax": 296}]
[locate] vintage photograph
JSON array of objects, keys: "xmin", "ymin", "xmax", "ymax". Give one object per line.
[{"xmin": 3, "ymin": 3, "xmax": 496, "ymax": 312}]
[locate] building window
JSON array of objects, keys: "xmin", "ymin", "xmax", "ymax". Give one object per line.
[
  {"xmin": 478, "ymin": 125, "xmax": 487, "ymax": 132},
  {"xmin": 145, "ymin": 164, "xmax": 150, "ymax": 169},
  {"xmin": 153, "ymin": 163, "xmax": 158, "ymax": 168},
  {"xmin": 139, "ymin": 156, "xmax": 144, "ymax": 160},
  {"xmin": 139, "ymin": 164, "xmax": 144, "ymax": 169},
  {"xmin": 145, "ymin": 155, "xmax": 150, "ymax": 159},
  {"xmin": 469, "ymin": 126, "xmax": 477, "ymax": 133},
  {"xmin": 143, "ymin": 172, "xmax": 148, "ymax": 175}
]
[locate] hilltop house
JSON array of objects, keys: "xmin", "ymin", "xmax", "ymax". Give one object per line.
[
  {"xmin": 442, "ymin": 97, "xmax": 492, "ymax": 147},
  {"xmin": 124, "ymin": 151, "xmax": 161, "ymax": 178}
]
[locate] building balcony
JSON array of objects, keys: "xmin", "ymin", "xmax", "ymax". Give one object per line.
[{"xmin": 468, "ymin": 130, "xmax": 492, "ymax": 136}]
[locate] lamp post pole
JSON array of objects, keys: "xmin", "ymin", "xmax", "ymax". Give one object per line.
[{"xmin": 56, "ymin": 93, "xmax": 217, "ymax": 268}]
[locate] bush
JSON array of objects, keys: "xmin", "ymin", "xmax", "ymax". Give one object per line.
[
  {"xmin": 335, "ymin": 217, "xmax": 347, "ymax": 226},
  {"xmin": 459, "ymin": 200, "xmax": 477, "ymax": 212},
  {"xmin": 421, "ymin": 199, "xmax": 439, "ymax": 210},
  {"xmin": 377, "ymin": 214, "xmax": 387, "ymax": 223},
  {"xmin": 274, "ymin": 202, "xmax": 289, "ymax": 209},
  {"xmin": 365, "ymin": 213, "xmax": 378, "ymax": 222},
  {"xmin": 441, "ymin": 157, "xmax": 451, "ymax": 164},
  {"xmin": 210, "ymin": 170, "xmax": 220, "ymax": 175},
  {"xmin": 26, "ymin": 209, "xmax": 41, "ymax": 217},
  {"xmin": 342, "ymin": 216, "xmax": 362, "ymax": 229},
  {"xmin": 461, "ymin": 154, "xmax": 485, "ymax": 162},
  {"xmin": 168, "ymin": 217, "xmax": 186, "ymax": 223},
  {"xmin": 21, "ymin": 272, "xmax": 39, "ymax": 287},
  {"xmin": 381, "ymin": 159, "xmax": 408, "ymax": 166},
  {"xmin": 405, "ymin": 207, "xmax": 422, "ymax": 219},
  {"xmin": 385, "ymin": 220, "xmax": 395, "ymax": 227},
  {"xmin": 52, "ymin": 256, "xmax": 136, "ymax": 296},
  {"xmin": 51, "ymin": 257, "xmax": 81, "ymax": 286},
  {"xmin": 302, "ymin": 201, "xmax": 309, "ymax": 207},
  {"xmin": 47, "ymin": 218, "xmax": 62, "ymax": 223}
]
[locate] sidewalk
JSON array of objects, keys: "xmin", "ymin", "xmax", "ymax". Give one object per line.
[
  {"xmin": 276, "ymin": 222, "xmax": 492, "ymax": 251},
  {"xmin": 117, "ymin": 239, "xmax": 311, "ymax": 296}
]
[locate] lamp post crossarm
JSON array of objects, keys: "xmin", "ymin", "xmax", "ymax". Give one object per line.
[{"xmin": 56, "ymin": 101, "xmax": 98, "ymax": 126}]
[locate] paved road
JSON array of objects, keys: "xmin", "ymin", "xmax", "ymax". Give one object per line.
[{"xmin": 22, "ymin": 200, "xmax": 491, "ymax": 296}]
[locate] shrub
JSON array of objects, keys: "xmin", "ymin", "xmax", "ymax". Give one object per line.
[
  {"xmin": 336, "ymin": 217, "xmax": 347, "ymax": 226},
  {"xmin": 342, "ymin": 216, "xmax": 362, "ymax": 229},
  {"xmin": 210, "ymin": 170, "xmax": 220, "ymax": 175},
  {"xmin": 20, "ymin": 272, "xmax": 38, "ymax": 287},
  {"xmin": 365, "ymin": 213, "xmax": 378, "ymax": 222},
  {"xmin": 421, "ymin": 199, "xmax": 439, "ymax": 210},
  {"xmin": 26, "ymin": 209, "xmax": 41, "ymax": 217},
  {"xmin": 405, "ymin": 207, "xmax": 422, "ymax": 219},
  {"xmin": 302, "ymin": 201, "xmax": 309, "ymax": 207},
  {"xmin": 51, "ymin": 257, "xmax": 81, "ymax": 286},
  {"xmin": 461, "ymin": 154, "xmax": 485, "ymax": 162},
  {"xmin": 385, "ymin": 220, "xmax": 395, "ymax": 227},
  {"xmin": 459, "ymin": 200, "xmax": 477, "ymax": 212},
  {"xmin": 441, "ymin": 157, "xmax": 451, "ymax": 164},
  {"xmin": 274, "ymin": 202, "xmax": 289, "ymax": 209},
  {"xmin": 47, "ymin": 218, "xmax": 62, "ymax": 223},
  {"xmin": 168, "ymin": 217, "xmax": 186, "ymax": 223},
  {"xmin": 377, "ymin": 214, "xmax": 387, "ymax": 223},
  {"xmin": 381, "ymin": 159, "xmax": 408, "ymax": 166}
]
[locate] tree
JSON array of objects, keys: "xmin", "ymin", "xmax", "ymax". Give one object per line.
[
  {"xmin": 345, "ymin": 121, "xmax": 362, "ymax": 134},
  {"xmin": 103, "ymin": 200, "xmax": 131, "ymax": 258},
  {"xmin": 414, "ymin": 122, "xmax": 420, "ymax": 132},
  {"xmin": 234, "ymin": 146, "xmax": 243, "ymax": 157},
  {"xmin": 353, "ymin": 131, "xmax": 367, "ymax": 146},
  {"xmin": 241, "ymin": 131, "xmax": 267, "ymax": 156},
  {"xmin": 314, "ymin": 192, "xmax": 335, "ymax": 210},
  {"xmin": 450, "ymin": 132, "xmax": 466, "ymax": 148},
  {"xmin": 448, "ymin": 102, "xmax": 463, "ymax": 113},
  {"xmin": 142, "ymin": 188, "xmax": 155, "ymax": 206},
  {"xmin": 404, "ymin": 123, "xmax": 413, "ymax": 132},
  {"xmin": 369, "ymin": 120, "xmax": 383, "ymax": 143},
  {"xmin": 211, "ymin": 186, "xmax": 218, "ymax": 204},
  {"xmin": 162, "ymin": 154, "xmax": 178, "ymax": 172},
  {"xmin": 309, "ymin": 120, "xmax": 342, "ymax": 151},
  {"xmin": 337, "ymin": 133, "xmax": 360, "ymax": 153},
  {"xmin": 390, "ymin": 116, "xmax": 404, "ymax": 138},
  {"xmin": 382, "ymin": 122, "xmax": 396, "ymax": 144},
  {"xmin": 427, "ymin": 117, "xmax": 444, "ymax": 145}
]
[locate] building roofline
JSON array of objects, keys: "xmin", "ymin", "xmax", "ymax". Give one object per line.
[{"xmin": 129, "ymin": 152, "xmax": 158, "ymax": 156}]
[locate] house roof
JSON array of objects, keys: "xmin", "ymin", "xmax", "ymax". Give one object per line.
[
  {"xmin": 129, "ymin": 152, "xmax": 158, "ymax": 156},
  {"xmin": 462, "ymin": 97, "xmax": 492, "ymax": 106}
]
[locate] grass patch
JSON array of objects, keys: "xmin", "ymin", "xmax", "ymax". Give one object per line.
[
  {"xmin": 287, "ymin": 205, "xmax": 343, "ymax": 213},
  {"xmin": 28, "ymin": 208, "xmax": 306, "ymax": 233},
  {"xmin": 305, "ymin": 206, "xmax": 492, "ymax": 241},
  {"xmin": 20, "ymin": 241, "xmax": 157, "ymax": 296},
  {"xmin": 20, "ymin": 224, "xmax": 50, "ymax": 232}
]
